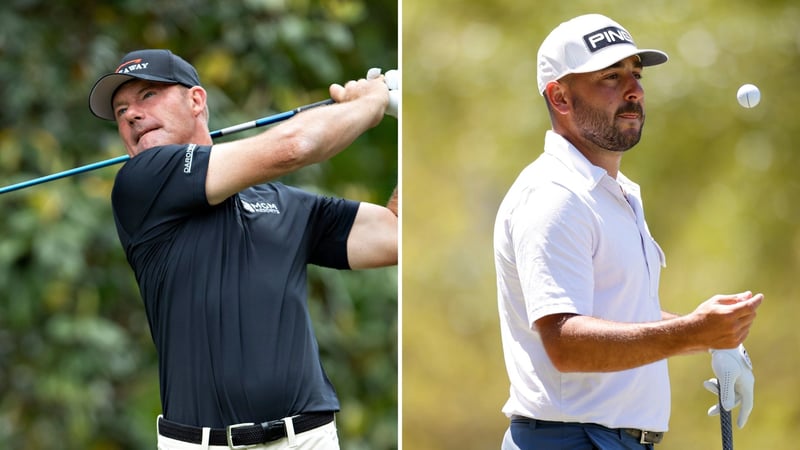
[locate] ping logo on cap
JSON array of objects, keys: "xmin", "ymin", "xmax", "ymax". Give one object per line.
[
  {"xmin": 583, "ymin": 26, "xmax": 635, "ymax": 53},
  {"xmin": 115, "ymin": 58, "xmax": 150, "ymax": 74}
]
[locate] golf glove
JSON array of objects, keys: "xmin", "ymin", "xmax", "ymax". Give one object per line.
[
  {"xmin": 366, "ymin": 67, "xmax": 399, "ymax": 118},
  {"xmin": 704, "ymin": 344, "xmax": 754, "ymax": 428}
]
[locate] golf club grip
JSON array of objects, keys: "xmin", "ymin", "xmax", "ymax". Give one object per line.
[
  {"xmin": 720, "ymin": 396, "xmax": 733, "ymax": 450},
  {"xmin": 294, "ymin": 98, "xmax": 335, "ymax": 112},
  {"xmin": 209, "ymin": 99, "xmax": 334, "ymax": 138}
]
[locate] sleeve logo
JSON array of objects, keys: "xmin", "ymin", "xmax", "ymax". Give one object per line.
[{"xmin": 183, "ymin": 144, "xmax": 196, "ymax": 174}]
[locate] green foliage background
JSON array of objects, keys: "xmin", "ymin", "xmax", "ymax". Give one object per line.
[
  {"xmin": 403, "ymin": 0, "xmax": 800, "ymax": 449},
  {"xmin": 0, "ymin": 1, "xmax": 397, "ymax": 449}
]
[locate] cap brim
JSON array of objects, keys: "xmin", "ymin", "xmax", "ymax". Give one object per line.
[
  {"xmin": 574, "ymin": 45, "xmax": 669, "ymax": 75},
  {"xmin": 637, "ymin": 49, "xmax": 669, "ymax": 67},
  {"xmin": 88, "ymin": 73, "xmax": 180, "ymax": 121}
]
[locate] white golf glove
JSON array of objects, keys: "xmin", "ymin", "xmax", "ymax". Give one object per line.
[
  {"xmin": 366, "ymin": 67, "xmax": 399, "ymax": 118},
  {"xmin": 704, "ymin": 344, "xmax": 754, "ymax": 428}
]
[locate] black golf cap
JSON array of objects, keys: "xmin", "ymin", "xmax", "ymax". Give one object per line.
[{"xmin": 89, "ymin": 49, "xmax": 201, "ymax": 121}]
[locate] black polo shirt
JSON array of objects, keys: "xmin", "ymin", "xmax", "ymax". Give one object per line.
[{"xmin": 111, "ymin": 144, "xmax": 359, "ymax": 427}]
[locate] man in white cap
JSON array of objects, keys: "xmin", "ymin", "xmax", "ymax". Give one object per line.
[{"xmin": 494, "ymin": 14, "xmax": 762, "ymax": 449}]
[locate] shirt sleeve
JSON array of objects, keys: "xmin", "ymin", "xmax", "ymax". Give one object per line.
[
  {"xmin": 510, "ymin": 183, "xmax": 596, "ymax": 327},
  {"xmin": 306, "ymin": 194, "xmax": 360, "ymax": 269},
  {"xmin": 111, "ymin": 144, "xmax": 211, "ymax": 247}
]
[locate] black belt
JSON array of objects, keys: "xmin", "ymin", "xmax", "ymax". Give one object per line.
[
  {"xmin": 511, "ymin": 415, "xmax": 664, "ymax": 445},
  {"xmin": 158, "ymin": 412, "xmax": 334, "ymax": 448}
]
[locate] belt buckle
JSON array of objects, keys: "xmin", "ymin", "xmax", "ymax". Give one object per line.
[
  {"xmin": 640, "ymin": 430, "xmax": 661, "ymax": 444},
  {"xmin": 227, "ymin": 422, "xmax": 256, "ymax": 449}
]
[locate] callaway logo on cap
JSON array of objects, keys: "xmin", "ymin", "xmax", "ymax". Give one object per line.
[
  {"xmin": 536, "ymin": 14, "xmax": 668, "ymax": 95},
  {"xmin": 89, "ymin": 49, "xmax": 201, "ymax": 121},
  {"xmin": 115, "ymin": 58, "xmax": 151, "ymax": 74}
]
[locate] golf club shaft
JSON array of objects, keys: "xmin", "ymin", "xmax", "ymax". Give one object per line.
[
  {"xmin": 0, "ymin": 98, "xmax": 334, "ymax": 195},
  {"xmin": 720, "ymin": 395, "xmax": 733, "ymax": 450}
]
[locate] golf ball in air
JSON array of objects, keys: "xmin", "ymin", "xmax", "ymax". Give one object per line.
[{"xmin": 737, "ymin": 84, "xmax": 760, "ymax": 108}]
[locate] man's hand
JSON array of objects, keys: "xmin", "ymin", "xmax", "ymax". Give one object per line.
[
  {"xmin": 704, "ymin": 344, "xmax": 754, "ymax": 428},
  {"xmin": 367, "ymin": 67, "xmax": 399, "ymax": 118},
  {"xmin": 688, "ymin": 291, "xmax": 762, "ymax": 350}
]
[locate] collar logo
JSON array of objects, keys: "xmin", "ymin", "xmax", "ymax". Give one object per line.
[
  {"xmin": 115, "ymin": 58, "xmax": 150, "ymax": 74},
  {"xmin": 583, "ymin": 26, "xmax": 635, "ymax": 53}
]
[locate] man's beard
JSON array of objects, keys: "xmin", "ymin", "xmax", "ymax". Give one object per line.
[{"xmin": 572, "ymin": 97, "xmax": 644, "ymax": 152}]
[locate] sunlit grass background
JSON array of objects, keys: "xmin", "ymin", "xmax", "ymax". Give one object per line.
[{"xmin": 402, "ymin": 1, "xmax": 800, "ymax": 448}]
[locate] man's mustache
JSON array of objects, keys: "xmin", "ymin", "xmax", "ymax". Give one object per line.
[{"xmin": 617, "ymin": 102, "xmax": 644, "ymax": 116}]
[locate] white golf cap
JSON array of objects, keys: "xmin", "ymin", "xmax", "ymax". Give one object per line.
[{"xmin": 537, "ymin": 14, "xmax": 668, "ymax": 95}]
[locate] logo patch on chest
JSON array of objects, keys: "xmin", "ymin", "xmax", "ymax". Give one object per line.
[{"xmin": 241, "ymin": 199, "xmax": 281, "ymax": 214}]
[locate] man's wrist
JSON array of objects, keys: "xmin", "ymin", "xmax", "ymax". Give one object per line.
[{"xmin": 710, "ymin": 344, "xmax": 752, "ymax": 369}]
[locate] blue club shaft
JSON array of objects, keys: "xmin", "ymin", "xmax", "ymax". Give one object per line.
[{"xmin": 0, "ymin": 98, "xmax": 334, "ymax": 195}]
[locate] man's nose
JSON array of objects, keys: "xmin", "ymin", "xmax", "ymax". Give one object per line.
[
  {"xmin": 121, "ymin": 105, "xmax": 144, "ymax": 123},
  {"xmin": 624, "ymin": 74, "xmax": 644, "ymax": 103}
]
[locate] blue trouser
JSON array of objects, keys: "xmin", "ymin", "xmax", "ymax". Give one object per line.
[{"xmin": 502, "ymin": 417, "xmax": 656, "ymax": 450}]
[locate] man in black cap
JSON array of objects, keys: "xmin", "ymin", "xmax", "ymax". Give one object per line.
[{"xmin": 89, "ymin": 49, "xmax": 397, "ymax": 449}]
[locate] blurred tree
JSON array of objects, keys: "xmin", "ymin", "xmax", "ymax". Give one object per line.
[{"xmin": 0, "ymin": 1, "xmax": 397, "ymax": 449}]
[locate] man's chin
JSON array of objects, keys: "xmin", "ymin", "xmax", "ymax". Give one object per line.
[
  {"xmin": 616, "ymin": 127, "xmax": 642, "ymax": 151},
  {"xmin": 136, "ymin": 133, "xmax": 165, "ymax": 152}
]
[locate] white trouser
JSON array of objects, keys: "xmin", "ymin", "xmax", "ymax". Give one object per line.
[{"xmin": 156, "ymin": 416, "xmax": 340, "ymax": 450}]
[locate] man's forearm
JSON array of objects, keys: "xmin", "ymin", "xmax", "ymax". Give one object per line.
[
  {"xmin": 206, "ymin": 92, "xmax": 385, "ymax": 205},
  {"xmin": 538, "ymin": 313, "xmax": 705, "ymax": 373}
]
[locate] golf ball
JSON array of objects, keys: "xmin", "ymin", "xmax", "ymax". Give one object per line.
[{"xmin": 737, "ymin": 84, "xmax": 760, "ymax": 108}]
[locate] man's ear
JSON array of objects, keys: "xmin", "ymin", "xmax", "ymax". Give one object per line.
[
  {"xmin": 189, "ymin": 86, "xmax": 208, "ymax": 116},
  {"xmin": 544, "ymin": 81, "xmax": 570, "ymax": 115}
]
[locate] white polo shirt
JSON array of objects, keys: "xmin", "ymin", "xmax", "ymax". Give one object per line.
[{"xmin": 494, "ymin": 130, "xmax": 670, "ymax": 431}]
